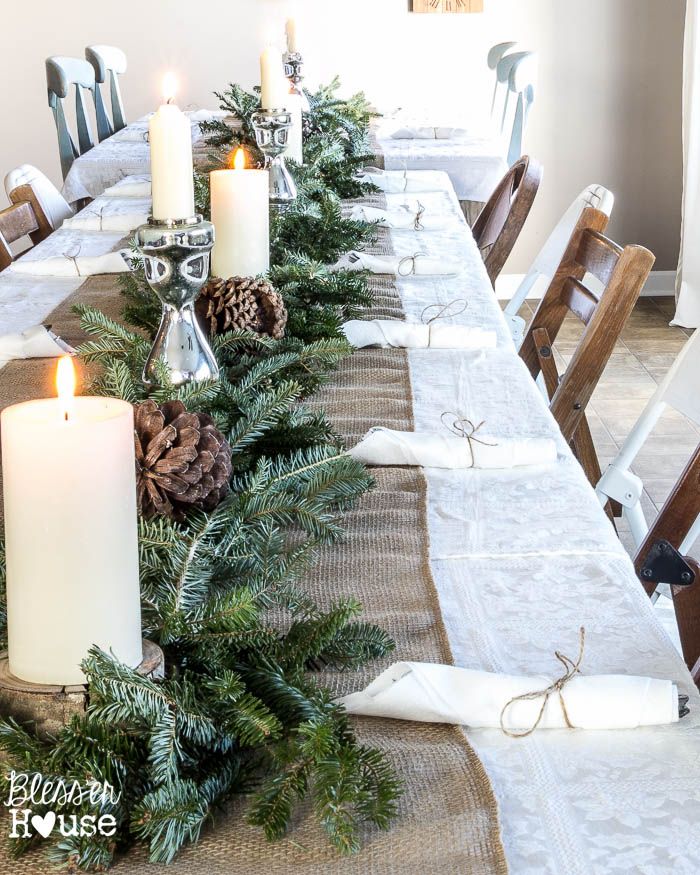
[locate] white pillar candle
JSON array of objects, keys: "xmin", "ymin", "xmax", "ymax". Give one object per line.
[
  {"xmin": 284, "ymin": 90, "xmax": 304, "ymax": 165},
  {"xmin": 1, "ymin": 358, "xmax": 143, "ymax": 686},
  {"xmin": 286, "ymin": 18, "xmax": 298, "ymax": 53},
  {"xmin": 260, "ymin": 46, "xmax": 288, "ymax": 111},
  {"xmin": 149, "ymin": 73, "xmax": 195, "ymax": 221},
  {"xmin": 210, "ymin": 148, "xmax": 270, "ymax": 279}
]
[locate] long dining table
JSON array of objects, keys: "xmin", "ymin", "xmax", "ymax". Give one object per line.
[{"xmin": 3, "ymin": 142, "xmax": 700, "ymax": 873}]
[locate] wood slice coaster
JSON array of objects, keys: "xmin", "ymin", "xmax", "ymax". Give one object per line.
[{"xmin": 0, "ymin": 639, "xmax": 163, "ymax": 738}]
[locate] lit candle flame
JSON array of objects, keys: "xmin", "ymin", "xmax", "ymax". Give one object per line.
[
  {"xmin": 56, "ymin": 356, "xmax": 76, "ymax": 422},
  {"xmin": 162, "ymin": 72, "xmax": 178, "ymax": 105},
  {"xmin": 231, "ymin": 147, "xmax": 246, "ymax": 170}
]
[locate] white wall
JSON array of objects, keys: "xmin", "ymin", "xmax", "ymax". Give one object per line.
[{"xmin": 0, "ymin": 0, "xmax": 685, "ymax": 270}]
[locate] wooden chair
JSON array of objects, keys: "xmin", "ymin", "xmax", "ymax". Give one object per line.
[
  {"xmin": 5, "ymin": 164, "xmax": 74, "ymax": 232},
  {"xmin": 504, "ymin": 184, "xmax": 615, "ymax": 348},
  {"xmin": 0, "ymin": 197, "xmax": 52, "ymax": 272},
  {"xmin": 634, "ymin": 445, "xmax": 700, "ymax": 683},
  {"xmin": 519, "ymin": 207, "xmax": 655, "ymax": 488},
  {"xmin": 85, "ymin": 45, "xmax": 128, "ymax": 138},
  {"xmin": 46, "ymin": 57, "xmax": 98, "ymax": 179},
  {"xmin": 472, "ymin": 155, "xmax": 542, "ymax": 286}
]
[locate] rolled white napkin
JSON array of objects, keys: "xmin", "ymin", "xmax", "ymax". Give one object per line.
[
  {"xmin": 339, "ymin": 662, "xmax": 680, "ymax": 730},
  {"xmin": 103, "ymin": 175, "xmax": 152, "ymax": 198},
  {"xmin": 62, "ymin": 199, "xmax": 151, "ymax": 233},
  {"xmin": 10, "ymin": 249, "xmax": 134, "ymax": 278},
  {"xmin": 186, "ymin": 108, "xmax": 229, "ymax": 122},
  {"xmin": 342, "ymin": 320, "xmax": 497, "ymax": 350},
  {"xmin": 109, "ymin": 123, "xmax": 150, "ymax": 144},
  {"xmin": 335, "ymin": 251, "xmax": 460, "ymax": 278},
  {"xmin": 0, "ymin": 325, "xmax": 75, "ymax": 362},
  {"xmin": 348, "ymin": 427, "xmax": 558, "ymax": 469},
  {"xmin": 350, "ymin": 204, "xmax": 447, "ymax": 231},
  {"xmin": 360, "ymin": 170, "xmax": 443, "ymax": 194}
]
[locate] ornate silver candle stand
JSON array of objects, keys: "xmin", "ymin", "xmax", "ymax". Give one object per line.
[
  {"xmin": 135, "ymin": 215, "xmax": 220, "ymax": 387},
  {"xmin": 252, "ymin": 108, "xmax": 298, "ymax": 212},
  {"xmin": 283, "ymin": 52, "xmax": 310, "ymax": 111}
]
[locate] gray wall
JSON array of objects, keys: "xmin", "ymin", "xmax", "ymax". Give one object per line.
[{"xmin": 0, "ymin": 0, "xmax": 685, "ymax": 270}]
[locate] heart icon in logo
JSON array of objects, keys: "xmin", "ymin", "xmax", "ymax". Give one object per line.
[{"xmin": 30, "ymin": 812, "xmax": 56, "ymax": 838}]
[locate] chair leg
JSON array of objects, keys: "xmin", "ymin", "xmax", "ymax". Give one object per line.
[
  {"xmin": 673, "ymin": 561, "xmax": 700, "ymax": 675},
  {"xmin": 570, "ymin": 415, "xmax": 602, "ymax": 489}
]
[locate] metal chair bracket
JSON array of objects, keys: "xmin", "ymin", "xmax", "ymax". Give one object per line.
[{"xmin": 639, "ymin": 539, "xmax": 695, "ymax": 587}]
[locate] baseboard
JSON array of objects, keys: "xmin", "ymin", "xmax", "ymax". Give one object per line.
[{"xmin": 495, "ymin": 270, "xmax": 676, "ymax": 301}]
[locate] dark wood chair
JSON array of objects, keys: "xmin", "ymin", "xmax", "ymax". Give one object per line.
[
  {"xmin": 519, "ymin": 206, "xmax": 655, "ymax": 488},
  {"xmin": 634, "ymin": 446, "xmax": 700, "ymax": 684},
  {"xmin": 472, "ymin": 155, "xmax": 542, "ymax": 285},
  {"xmin": 0, "ymin": 197, "xmax": 52, "ymax": 272}
]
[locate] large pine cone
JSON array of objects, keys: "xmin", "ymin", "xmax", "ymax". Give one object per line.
[
  {"xmin": 196, "ymin": 276, "xmax": 287, "ymax": 339},
  {"xmin": 134, "ymin": 399, "xmax": 232, "ymax": 520}
]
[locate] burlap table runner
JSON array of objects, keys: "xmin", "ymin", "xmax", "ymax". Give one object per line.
[{"xmin": 0, "ymin": 231, "xmax": 507, "ymax": 873}]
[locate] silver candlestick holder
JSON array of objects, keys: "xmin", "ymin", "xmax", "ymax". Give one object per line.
[
  {"xmin": 135, "ymin": 215, "xmax": 219, "ymax": 387},
  {"xmin": 283, "ymin": 52, "xmax": 310, "ymax": 111},
  {"xmin": 252, "ymin": 108, "xmax": 298, "ymax": 212}
]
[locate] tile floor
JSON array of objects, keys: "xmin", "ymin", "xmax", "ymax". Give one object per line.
[{"xmin": 515, "ymin": 296, "xmax": 696, "ymax": 653}]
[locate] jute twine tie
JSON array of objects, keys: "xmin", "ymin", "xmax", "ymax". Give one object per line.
[
  {"xmin": 499, "ymin": 627, "xmax": 586, "ymax": 738},
  {"xmin": 413, "ymin": 201, "xmax": 426, "ymax": 231},
  {"xmin": 397, "ymin": 252, "xmax": 428, "ymax": 277},
  {"xmin": 421, "ymin": 299, "xmax": 469, "ymax": 325},
  {"xmin": 440, "ymin": 412, "xmax": 497, "ymax": 468},
  {"xmin": 62, "ymin": 243, "xmax": 82, "ymax": 276}
]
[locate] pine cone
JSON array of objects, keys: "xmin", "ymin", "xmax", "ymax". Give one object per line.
[
  {"xmin": 134, "ymin": 399, "xmax": 232, "ymax": 520},
  {"xmin": 196, "ymin": 276, "xmax": 287, "ymax": 339}
]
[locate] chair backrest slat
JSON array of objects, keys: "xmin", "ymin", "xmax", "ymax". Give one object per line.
[
  {"xmin": 575, "ymin": 229, "xmax": 623, "ymax": 286},
  {"xmin": 472, "ymin": 155, "xmax": 542, "ymax": 286},
  {"xmin": 0, "ymin": 198, "xmax": 48, "ymax": 272},
  {"xmin": 5, "ymin": 164, "xmax": 74, "ymax": 232},
  {"xmin": 560, "ymin": 277, "xmax": 598, "ymax": 325}
]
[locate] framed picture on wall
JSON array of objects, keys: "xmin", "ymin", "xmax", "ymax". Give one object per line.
[{"xmin": 410, "ymin": 0, "xmax": 484, "ymax": 12}]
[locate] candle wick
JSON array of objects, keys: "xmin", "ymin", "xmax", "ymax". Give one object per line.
[
  {"xmin": 64, "ymin": 411, "xmax": 69, "ymax": 422},
  {"xmin": 167, "ymin": 97, "xmax": 174, "ymax": 105}
]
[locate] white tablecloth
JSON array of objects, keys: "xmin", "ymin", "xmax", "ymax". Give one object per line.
[
  {"xmin": 376, "ymin": 134, "xmax": 508, "ymax": 202},
  {"xmin": 60, "ymin": 111, "xmax": 226, "ymax": 204},
  {"xmin": 0, "ymin": 171, "xmax": 698, "ymax": 873},
  {"xmin": 387, "ymin": 178, "xmax": 700, "ymax": 875}
]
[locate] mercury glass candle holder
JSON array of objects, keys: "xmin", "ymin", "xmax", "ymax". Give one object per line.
[
  {"xmin": 252, "ymin": 108, "xmax": 298, "ymax": 212},
  {"xmin": 283, "ymin": 52, "xmax": 310, "ymax": 111},
  {"xmin": 135, "ymin": 215, "xmax": 220, "ymax": 387}
]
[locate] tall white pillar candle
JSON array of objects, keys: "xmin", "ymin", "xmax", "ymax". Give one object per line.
[
  {"xmin": 260, "ymin": 46, "xmax": 288, "ymax": 110},
  {"xmin": 284, "ymin": 90, "xmax": 304, "ymax": 165},
  {"xmin": 1, "ymin": 359, "xmax": 143, "ymax": 686},
  {"xmin": 210, "ymin": 149, "xmax": 270, "ymax": 278},
  {"xmin": 286, "ymin": 18, "xmax": 298, "ymax": 53},
  {"xmin": 149, "ymin": 73, "xmax": 195, "ymax": 221}
]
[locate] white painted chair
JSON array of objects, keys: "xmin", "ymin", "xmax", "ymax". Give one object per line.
[
  {"xmin": 85, "ymin": 45, "xmax": 128, "ymax": 138},
  {"xmin": 504, "ymin": 184, "xmax": 615, "ymax": 348},
  {"xmin": 498, "ymin": 51, "xmax": 538, "ymax": 167},
  {"xmin": 488, "ymin": 42, "xmax": 518, "ymax": 124},
  {"xmin": 5, "ymin": 165, "xmax": 74, "ymax": 232},
  {"xmin": 46, "ymin": 57, "xmax": 98, "ymax": 179},
  {"xmin": 596, "ymin": 330, "xmax": 700, "ymax": 553}
]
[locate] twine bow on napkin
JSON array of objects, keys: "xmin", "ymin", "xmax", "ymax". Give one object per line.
[
  {"xmin": 440, "ymin": 411, "xmax": 498, "ymax": 468},
  {"xmin": 397, "ymin": 253, "xmax": 428, "ymax": 276},
  {"xmin": 62, "ymin": 243, "xmax": 82, "ymax": 274},
  {"xmin": 500, "ymin": 627, "xmax": 586, "ymax": 738},
  {"xmin": 421, "ymin": 299, "xmax": 469, "ymax": 325}
]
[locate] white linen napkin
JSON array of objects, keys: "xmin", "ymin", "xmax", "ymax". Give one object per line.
[
  {"xmin": 338, "ymin": 662, "xmax": 680, "ymax": 730},
  {"xmin": 62, "ymin": 199, "xmax": 151, "ymax": 233},
  {"xmin": 109, "ymin": 123, "xmax": 150, "ymax": 144},
  {"xmin": 10, "ymin": 249, "xmax": 134, "ymax": 278},
  {"xmin": 342, "ymin": 320, "xmax": 497, "ymax": 350},
  {"xmin": 103, "ymin": 175, "xmax": 152, "ymax": 198},
  {"xmin": 350, "ymin": 204, "xmax": 447, "ymax": 231},
  {"xmin": 360, "ymin": 170, "xmax": 443, "ymax": 194},
  {"xmin": 348, "ymin": 427, "xmax": 558, "ymax": 469},
  {"xmin": 0, "ymin": 325, "xmax": 75, "ymax": 362},
  {"xmin": 334, "ymin": 251, "xmax": 460, "ymax": 278}
]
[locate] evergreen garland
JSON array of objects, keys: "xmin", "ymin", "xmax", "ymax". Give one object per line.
[{"xmin": 0, "ymin": 78, "xmax": 401, "ymax": 871}]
